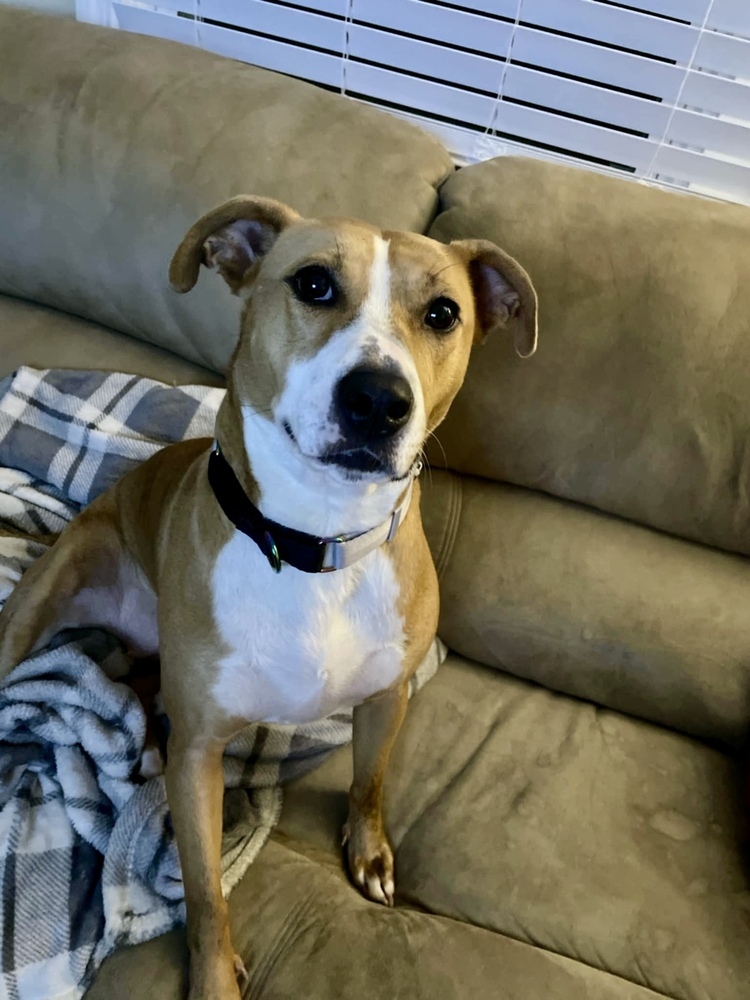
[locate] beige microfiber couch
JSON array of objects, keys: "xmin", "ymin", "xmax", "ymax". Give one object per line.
[{"xmin": 2, "ymin": 8, "xmax": 750, "ymax": 1000}]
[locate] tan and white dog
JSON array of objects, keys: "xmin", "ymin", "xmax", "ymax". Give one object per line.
[{"xmin": 0, "ymin": 196, "xmax": 537, "ymax": 999}]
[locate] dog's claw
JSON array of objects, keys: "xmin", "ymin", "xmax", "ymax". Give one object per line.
[
  {"xmin": 344, "ymin": 819, "xmax": 396, "ymax": 907},
  {"xmin": 367, "ymin": 876, "xmax": 387, "ymax": 905},
  {"xmin": 341, "ymin": 823, "xmax": 351, "ymax": 848},
  {"xmin": 365, "ymin": 873, "xmax": 395, "ymax": 906},
  {"xmin": 384, "ymin": 878, "xmax": 395, "ymax": 908}
]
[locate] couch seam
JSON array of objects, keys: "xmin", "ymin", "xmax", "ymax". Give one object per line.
[
  {"xmin": 434, "ymin": 472, "xmax": 462, "ymax": 582},
  {"xmin": 245, "ymin": 885, "xmax": 319, "ymax": 999},
  {"xmin": 249, "ymin": 838, "xmax": 679, "ymax": 1000},
  {"xmin": 397, "ymin": 898, "xmax": 680, "ymax": 1000},
  {"xmin": 421, "ymin": 163, "xmax": 458, "ymax": 234}
]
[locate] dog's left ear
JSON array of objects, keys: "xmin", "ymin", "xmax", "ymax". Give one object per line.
[
  {"xmin": 451, "ymin": 239, "xmax": 538, "ymax": 357},
  {"xmin": 169, "ymin": 195, "xmax": 301, "ymax": 295}
]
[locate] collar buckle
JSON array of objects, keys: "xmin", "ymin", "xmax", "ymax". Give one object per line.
[{"xmin": 263, "ymin": 530, "xmax": 282, "ymax": 573}]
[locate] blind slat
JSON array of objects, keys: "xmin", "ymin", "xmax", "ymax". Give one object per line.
[
  {"xmin": 653, "ymin": 143, "xmax": 750, "ymax": 201},
  {"xmin": 350, "ymin": 26, "xmax": 502, "ymax": 94},
  {"xmin": 409, "ymin": 1, "xmax": 519, "ymax": 17},
  {"xmin": 512, "ymin": 28, "xmax": 682, "ymax": 101},
  {"xmin": 708, "ymin": 0, "xmax": 750, "ymax": 39},
  {"xmin": 353, "ymin": 0, "xmax": 513, "ymax": 60},
  {"xmin": 138, "ymin": 0, "xmax": 344, "ymax": 50},
  {"xmin": 601, "ymin": 0, "xmax": 708, "ymax": 19},
  {"xmin": 683, "ymin": 72, "xmax": 750, "ymax": 122},
  {"xmin": 262, "ymin": 0, "xmax": 345, "ymax": 13},
  {"xmin": 668, "ymin": 108, "xmax": 750, "ymax": 161},
  {"xmin": 520, "ymin": 0, "xmax": 697, "ymax": 61},
  {"xmin": 696, "ymin": 30, "xmax": 750, "ymax": 79}
]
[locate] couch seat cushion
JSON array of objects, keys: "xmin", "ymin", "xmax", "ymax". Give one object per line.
[
  {"xmin": 86, "ymin": 836, "xmax": 665, "ymax": 1000},
  {"xmin": 0, "ymin": 294, "xmax": 222, "ymax": 386},
  {"xmin": 86, "ymin": 655, "xmax": 748, "ymax": 1000},
  {"xmin": 278, "ymin": 655, "xmax": 748, "ymax": 1000}
]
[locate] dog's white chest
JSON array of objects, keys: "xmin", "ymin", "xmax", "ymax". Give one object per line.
[{"xmin": 210, "ymin": 532, "xmax": 404, "ymax": 724}]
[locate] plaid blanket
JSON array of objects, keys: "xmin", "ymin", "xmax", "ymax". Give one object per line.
[{"xmin": 0, "ymin": 367, "xmax": 444, "ymax": 1000}]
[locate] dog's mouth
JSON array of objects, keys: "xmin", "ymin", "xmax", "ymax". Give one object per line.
[
  {"xmin": 320, "ymin": 446, "xmax": 390, "ymax": 475},
  {"xmin": 282, "ymin": 419, "xmax": 413, "ymax": 482}
]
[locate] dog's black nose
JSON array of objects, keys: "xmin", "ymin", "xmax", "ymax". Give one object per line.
[{"xmin": 336, "ymin": 367, "xmax": 414, "ymax": 440}]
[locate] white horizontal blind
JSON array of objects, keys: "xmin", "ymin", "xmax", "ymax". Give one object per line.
[{"xmin": 78, "ymin": 0, "xmax": 750, "ymax": 206}]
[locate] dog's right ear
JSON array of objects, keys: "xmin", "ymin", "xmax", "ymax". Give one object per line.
[{"xmin": 169, "ymin": 195, "xmax": 300, "ymax": 295}]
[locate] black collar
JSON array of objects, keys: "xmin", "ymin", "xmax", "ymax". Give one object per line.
[{"xmin": 207, "ymin": 444, "xmax": 416, "ymax": 574}]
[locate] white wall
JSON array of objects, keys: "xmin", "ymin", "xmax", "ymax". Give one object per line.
[{"xmin": 0, "ymin": 0, "xmax": 75, "ymax": 14}]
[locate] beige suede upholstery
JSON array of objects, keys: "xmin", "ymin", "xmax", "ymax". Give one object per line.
[
  {"xmin": 0, "ymin": 295, "xmax": 222, "ymax": 386},
  {"xmin": 1, "ymin": 9, "xmax": 748, "ymax": 1000},
  {"xmin": 421, "ymin": 469, "xmax": 750, "ymax": 748},
  {"xmin": 88, "ymin": 836, "xmax": 663, "ymax": 1000},
  {"xmin": 278, "ymin": 656, "xmax": 749, "ymax": 1000},
  {"xmin": 87, "ymin": 655, "xmax": 750, "ymax": 1000}
]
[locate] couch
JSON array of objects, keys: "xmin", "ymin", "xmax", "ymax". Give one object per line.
[{"xmin": 2, "ymin": 8, "xmax": 750, "ymax": 999}]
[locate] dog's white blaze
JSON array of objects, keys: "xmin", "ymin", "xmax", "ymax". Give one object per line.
[
  {"xmin": 211, "ymin": 531, "xmax": 404, "ymax": 725},
  {"xmin": 246, "ymin": 234, "xmax": 426, "ymax": 524},
  {"xmin": 350, "ymin": 235, "xmax": 427, "ymax": 470},
  {"xmin": 361, "ymin": 233, "xmax": 391, "ymax": 332}
]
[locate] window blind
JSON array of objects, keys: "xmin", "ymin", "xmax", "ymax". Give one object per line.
[{"xmin": 77, "ymin": 0, "xmax": 750, "ymax": 207}]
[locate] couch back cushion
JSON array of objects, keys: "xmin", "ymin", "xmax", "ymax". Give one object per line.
[
  {"xmin": 0, "ymin": 9, "xmax": 452, "ymax": 374},
  {"xmin": 428, "ymin": 157, "xmax": 750, "ymax": 557},
  {"xmin": 421, "ymin": 469, "xmax": 750, "ymax": 747}
]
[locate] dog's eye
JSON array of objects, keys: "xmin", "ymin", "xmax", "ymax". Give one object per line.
[
  {"xmin": 289, "ymin": 265, "xmax": 337, "ymax": 305},
  {"xmin": 425, "ymin": 297, "xmax": 459, "ymax": 332}
]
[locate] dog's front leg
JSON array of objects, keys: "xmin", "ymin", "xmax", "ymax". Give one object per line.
[
  {"xmin": 165, "ymin": 729, "xmax": 245, "ymax": 1000},
  {"xmin": 344, "ymin": 680, "xmax": 408, "ymax": 907}
]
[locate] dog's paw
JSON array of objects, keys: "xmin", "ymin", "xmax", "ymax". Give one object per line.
[{"xmin": 342, "ymin": 819, "xmax": 395, "ymax": 907}]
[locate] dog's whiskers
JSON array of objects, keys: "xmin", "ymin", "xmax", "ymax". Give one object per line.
[
  {"xmin": 426, "ymin": 430, "xmax": 447, "ymax": 472},
  {"xmin": 419, "ymin": 447, "xmax": 434, "ymax": 488}
]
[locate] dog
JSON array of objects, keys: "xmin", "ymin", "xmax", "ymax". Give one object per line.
[{"xmin": 0, "ymin": 195, "xmax": 537, "ymax": 999}]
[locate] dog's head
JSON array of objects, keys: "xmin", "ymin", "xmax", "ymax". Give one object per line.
[{"xmin": 170, "ymin": 196, "xmax": 537, "ymax": 484}]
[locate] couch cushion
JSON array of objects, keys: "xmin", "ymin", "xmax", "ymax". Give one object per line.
[
  {"xmin": 0, "ymin": 8, "xmax": 453, "ymax": 375},
  {"xmin": 277, "ymin": 654, "xmax": 748, "ymax": 1000},
  {"xmin": 428, "ymin": 156, "xmax": 750, "ymax": 557},
  {"xmin": 0, "ymin": 294, "xmax": 222, "ymax": 385},
  {"xmin": 87, "ymin": 834, "xmax": 670, "ymax": 1000},
  {"xmin": 420, "ymin": 468, "xmax": 750, "ymax": 748}
]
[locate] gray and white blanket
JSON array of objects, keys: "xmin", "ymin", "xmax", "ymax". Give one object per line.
[{"xmin": 0, "ymin": 367, "xmax": 444, "ymax": 1000}]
